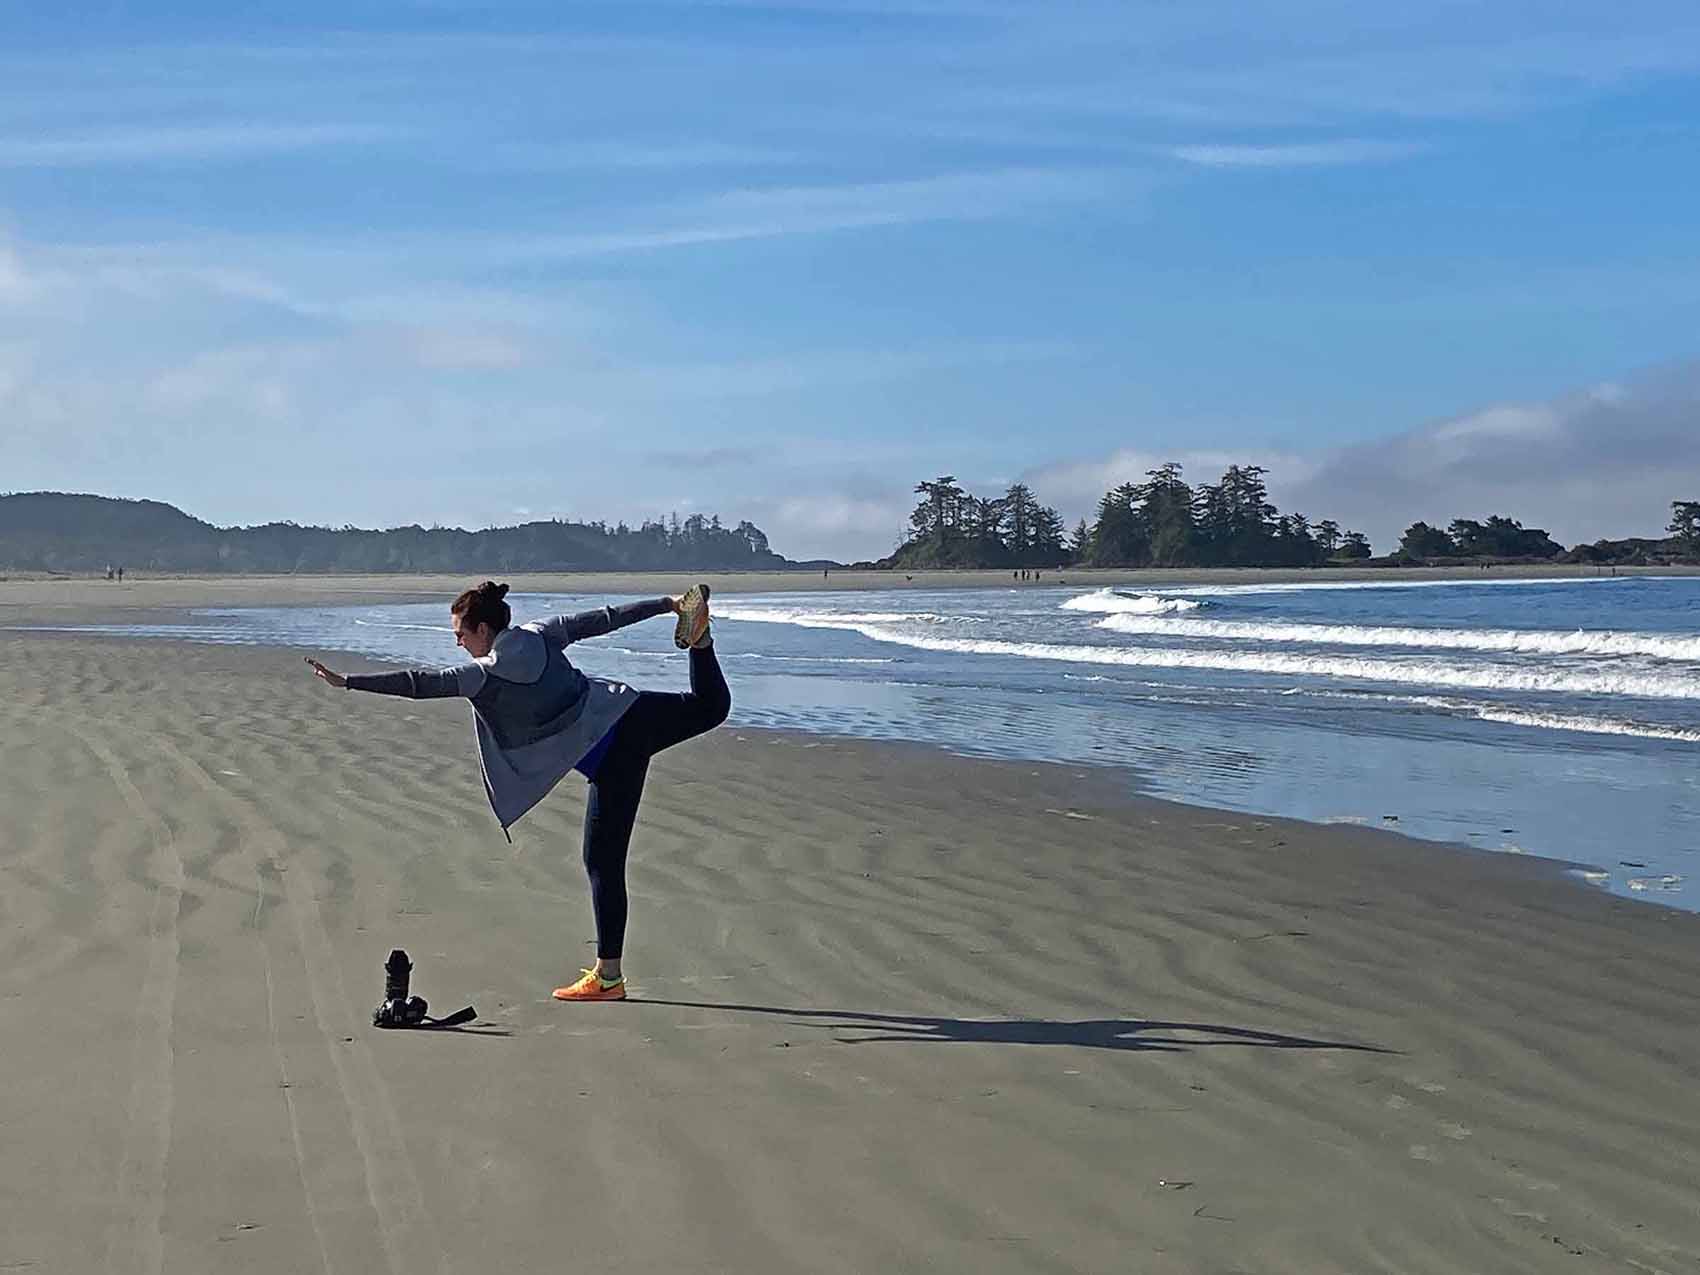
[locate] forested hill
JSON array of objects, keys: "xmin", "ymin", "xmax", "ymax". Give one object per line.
[{"xmin": 0, "ymin": 492, "xmax": 796, "ymax": 573}]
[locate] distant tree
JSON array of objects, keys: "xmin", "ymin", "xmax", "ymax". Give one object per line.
[
  {"xmin": 1069, "ymin": 518, "xmax": 1091, "ymax": 560},
  {"xmin": 909, "ymin": 476, "xmax": 966, "ymax": 541},
  {"xmin": 1089, "ymin": 482, "xmax": 1146, "ymax": 566},
  {"xmin": 1338, "ymin": 531, "xmax": 1372, "ymax": 559},
  {"xmin": 1669, "ymin": 501, "xmax": 1700, "ymax": 551},
  {"xmin": 999, "ymin": 482, "xmax": 1042, "ymax": 558},
  {"xmin": 1314, "ymin": 519, "xmax": 1341, "ymax": 557},
  {"xmin": 1139, "ymin": 463, "xmax": 1196, "ymax": 566},
  {"xmin": 1033, "ymin": 503, "xmax": 1067, "ymax": 562},
  {"xmin": 1399, "ymin": 521, "xmax": 1456, "ymax": 559},
  {"xmin": 1448, "ymin": 516, "xmax": 1562, "ymax": 558}
]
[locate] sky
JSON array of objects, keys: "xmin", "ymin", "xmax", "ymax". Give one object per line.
[{"xmin": 2, "ymin": 1, "xmax": 1699, "ymax": 561}]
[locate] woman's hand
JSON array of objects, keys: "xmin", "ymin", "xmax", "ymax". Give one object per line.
[
  {"xmin": 667, "ymin": 595, "xmax": 684, "ymax": 614},
  {"xmin": 305, "ymin": 657, "xmax": 347, "ymax": 689}
]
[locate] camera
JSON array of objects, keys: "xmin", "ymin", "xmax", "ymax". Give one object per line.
[
  {"xmin": 371, "ymin": 948, "xmax": 477, "ymax": 1030},
  {"xmin": 373, "ymin": 949, "xmax": 430, "ymax": 1028}
]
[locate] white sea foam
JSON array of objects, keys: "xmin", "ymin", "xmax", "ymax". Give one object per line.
[
  {"xmin": 722, "ymin": 652, "xmax": 897, "ymax": 665},
  {"xmin": 1060, "ymin": 588, "xmax": 1204, "ymax": 615},
  {"xmin": 1092, "ymin": 612, "xmax": 1700, "ymax": 662},
  {"xmin": 1394, "ymin": 696, "xmax": 1700, "ymax": 743},
  {"xmin": 353, "ymin": 618, "xmax": 449, "ymax": 632},
  {"xmin": 1053, "ymin": 671, "xmax": 1700, "ymax": 743},
  {"xmin": 716, "ymin": 607, "xmax": 1700, "ymax": 700},
  {"xmin": 1154, "ymin": 576, "xmax": 1637, "ymax": 599}
]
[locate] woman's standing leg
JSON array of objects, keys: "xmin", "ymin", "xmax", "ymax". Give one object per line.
[{"xmin": 556, "ymin": 643, "xmax": 731, "ymax": 1001}]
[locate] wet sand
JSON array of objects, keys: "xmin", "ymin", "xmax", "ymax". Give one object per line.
[{"xmin": 2, "ymin": 616, "xmax": 1699, "ymax": 1272}]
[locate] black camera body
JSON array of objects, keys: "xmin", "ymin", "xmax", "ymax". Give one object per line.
[
  {"xmin": 371, "ymin": 948, "xmax": 476, "ymax": 1029},
  {"xmin": 373, "ymin": 949, "xmax": 430, "ymax": 1028},
  {"xmin": 373, "ymin": 995, "xmax": 431, "ymax": 1027}
]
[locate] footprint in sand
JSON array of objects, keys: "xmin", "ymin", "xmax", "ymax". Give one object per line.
[
  {"xmin": 1385, "ymin": 1094, "xmax": 1411, "ymax": 1111},
  {"xmin": 1409, "ymin": 1145, "xmax": 1440, "ymax": 1162},
  {"xmin": 1439, "ymin": 1122, "xmax": 1472, "ymax": 1140}
]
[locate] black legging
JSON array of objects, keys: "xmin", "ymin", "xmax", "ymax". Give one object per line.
[{"xmin": 582, "ymin": 644, "xmax": 731, "ymax": 959}]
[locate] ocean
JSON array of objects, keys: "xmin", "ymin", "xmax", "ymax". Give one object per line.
[{"xmin": 30, "ymin": 574, "xmax": 1700, "ymax": 907}]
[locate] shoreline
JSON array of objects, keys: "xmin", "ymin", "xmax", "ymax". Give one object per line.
[
  {"xmin": 3, "ymin": 629, "xmax": 1698, "ymax": 1270},
  {"xmin": 1, "ymin": 560, "xmax": 1693, "ymax": 615}
]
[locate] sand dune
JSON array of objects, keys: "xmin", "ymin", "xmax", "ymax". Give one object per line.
[{"xmin": 2, "ymin": 628, "xmax": 1698, "ymax": 1273}]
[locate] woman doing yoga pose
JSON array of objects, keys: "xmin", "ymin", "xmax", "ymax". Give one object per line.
[{"xmin": 306, "ymin": 581, "xmax": 729, "ymax": 1001}]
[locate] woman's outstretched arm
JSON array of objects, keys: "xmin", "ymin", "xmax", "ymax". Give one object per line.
[
  {"xmin": 306, "ymin": 658, "xmax": 486, "ymax": 698},
  {"xmin": 536, "ymin": 596, "xmax": 678, "ymax": 645}
]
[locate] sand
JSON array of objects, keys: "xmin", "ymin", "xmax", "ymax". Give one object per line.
[{"xmin": 3, "ymin": 594, "xmax": 1699, "ymax": 1272}]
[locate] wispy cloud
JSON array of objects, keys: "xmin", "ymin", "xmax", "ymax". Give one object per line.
[
  {"xmin": 0, "ymin": 123, "xmax": 401, "ymax": 167},
  {"xmin": 1168, "ymin": 140, "xmax": 1429, "ymax": 168},
  {"xmin": 644, "ymin": 445, "xmax": 761, "ymax": 469},
  {"xmin": 514, "ymin": 169, "xmax": 1118, "ymax": 259}
]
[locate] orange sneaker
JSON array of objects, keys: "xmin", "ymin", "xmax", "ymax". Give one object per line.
[{"xmin": 552, "ymin": 969, "xmax": 627, "ymax": 1001}]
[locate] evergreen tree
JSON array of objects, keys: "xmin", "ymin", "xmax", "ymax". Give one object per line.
[
  {"xmin": 1399, "ymin": 522, "xmax": 1456, "ymax": 558},
  {"xmin": 1668, "ymin": 500, "xmax": 1700, "ymax": 550},
  {"xmin": 1088, "ymin": 482, "xmax": 1145, "ymax": 565}
]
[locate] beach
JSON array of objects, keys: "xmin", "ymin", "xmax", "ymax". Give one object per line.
[{"xmin": 3, "ymin": 585, "xmax": 1700, "ymax": 1272}]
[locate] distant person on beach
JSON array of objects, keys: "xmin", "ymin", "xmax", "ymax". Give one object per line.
[
  {"xmin": 306, "ymin": 581, "xmax": 729, "ymax": 1002},
  {"xmin": 116, "ymin": 566, "xmax": 123, "ymax": 582}
]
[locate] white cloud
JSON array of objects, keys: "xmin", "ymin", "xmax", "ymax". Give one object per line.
[
  {"xmin": 512, "ymin": 168, "xmax": 1118, "ymax": 260},
  {"xmin": 398, "ymin": 326, "xmax": 532, "ymax": 371},
  {"xmin": 0, "ymin": 123, "xmax": 401, "ymax": 167},
  {"xmin": 1168, "ymin": 140, "xmax": 1429, "ymax": 168},
  {"xmin": 1281, "ymin": 364, "xmax": 1700, "ymax": 550},
  {"xmin": 763, "ymin": 491, "xmax": 917, "ymax": 560}
]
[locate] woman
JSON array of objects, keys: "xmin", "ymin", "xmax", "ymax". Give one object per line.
[{"xmin": 306, "ymin": 581, "xmax": 729, "ymax": 1002}]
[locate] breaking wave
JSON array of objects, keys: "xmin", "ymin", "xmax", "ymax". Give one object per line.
[
  {"xmin": 1093, "ymin": 612, "xmax": 1700, "ymax": 662},
  {"xmin": 716, "ymin": 607, "xmax": 1700, "ymax": 700},
  {"xmin": 1059, "ymin": 588, "xmax": 1205, "ymax": 615}
]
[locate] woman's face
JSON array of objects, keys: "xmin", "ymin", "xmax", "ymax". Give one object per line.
[{"xmin": 452, "ymin": 614, "xmax": 496, "ymax": 658}]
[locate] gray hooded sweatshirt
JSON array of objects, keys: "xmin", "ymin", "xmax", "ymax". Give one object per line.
[{"xmin": 345, "ymin": 598, "xmax": 673, "ymax": 833}]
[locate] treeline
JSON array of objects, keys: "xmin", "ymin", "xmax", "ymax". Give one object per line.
[
  {"xmin": 1397, "ymin": 502, "xmax": 1700, "ymax": 565},
  {"xmin": 1397, "ymin": 517, "xmax": 1563, "ymax": 560},
  {"xmin": 884, "ymin": 464, "xmax": 1371, "ymax": 569},
  {"xmin": 0, "ymin": 493, "xmax": 792, "ymax": 574}
]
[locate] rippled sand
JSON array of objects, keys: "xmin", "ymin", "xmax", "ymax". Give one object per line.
[{"xmin": 3, "ymin": 627, "xmax": 1698, "ymax": 1272}]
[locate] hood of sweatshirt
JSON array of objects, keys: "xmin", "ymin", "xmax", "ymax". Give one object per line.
[{"xmin": 477, "ymin": 622, "xmax": 550, "ymax": 684}]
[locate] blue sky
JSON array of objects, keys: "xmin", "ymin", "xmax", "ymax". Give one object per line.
[{"xmin": 3, "ymin": 1, "xmax": 1699, "ymax": 559}]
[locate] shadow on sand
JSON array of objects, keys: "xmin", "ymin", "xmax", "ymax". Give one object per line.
[{"xmin": 634, "ymin": 1000, "xmax": 1395, "ymax": 1055}]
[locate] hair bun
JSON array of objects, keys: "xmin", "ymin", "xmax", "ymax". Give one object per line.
[{"xmin": 477, "ymin": 580, "xmax": 509, "ymax": 599}]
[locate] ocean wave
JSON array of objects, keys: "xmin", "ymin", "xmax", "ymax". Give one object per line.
[
  {"xmin": 1055, "ymin": 674, "xmax": 1700, "ymax": 743},
  {"xmin": 719, "ymin": 607, "xmax": 979, "ymax": 626},
  {"xmin": 1436, "ymin": 703, "xmax": 1700, "ymax": 743},
  {"xmin": 353, "ymin": 618, "xmax": 449, "ymax": 632},
  {"xmin": 1060, "ymin": 588, "xmax": 1205, "ymax": 615},
  {"xmin": 1093, "ymin": 612, "xmax": 1700, "ymax": 662},
  {"xmin": 1157, "ymin": 576, "xmax": 1637, "ymax": 598},
  {"xmin": 717, "ymin": 608, "xmax": 1700, "ymax": 700},
  {"xmin": 721, "ymin": 652, "xmax": 897, "ymax": 665}
]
